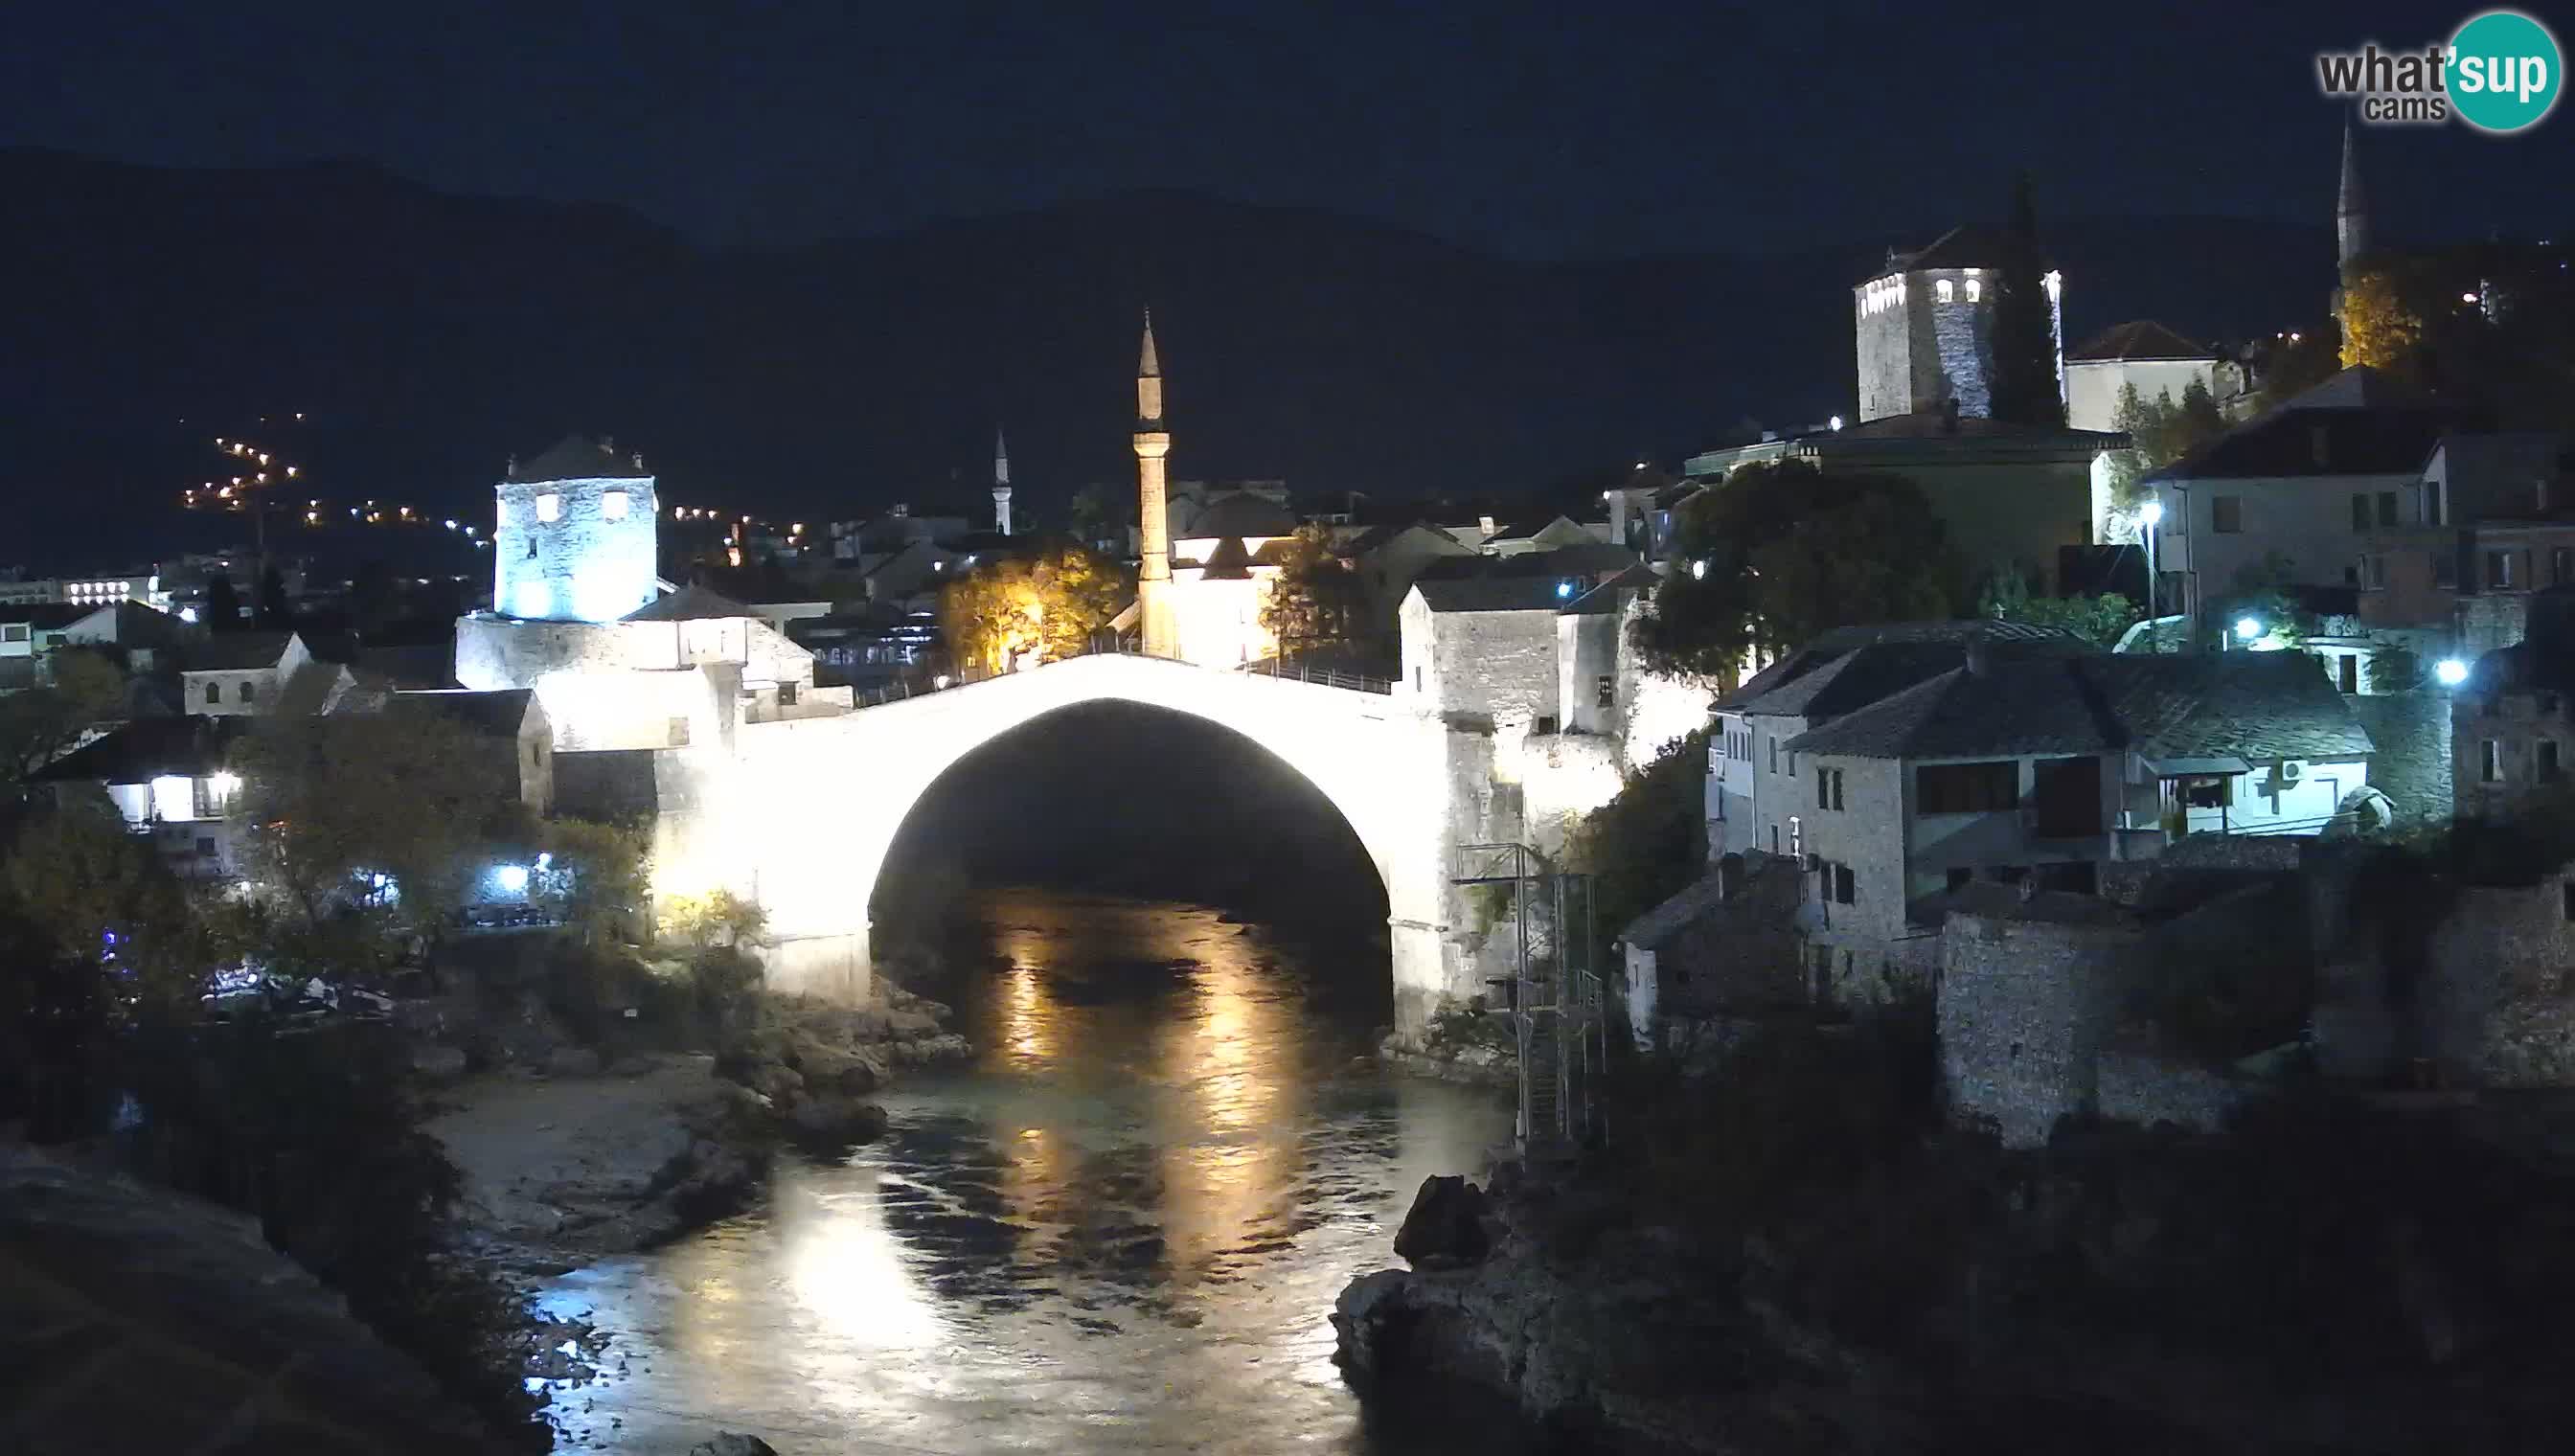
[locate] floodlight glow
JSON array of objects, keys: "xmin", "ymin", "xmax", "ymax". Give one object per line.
[
  {"xmin": 1556, "ymin": 580, "xmax": 1575, "ymax": 599},
  {"xmin": 1691, "ymin": 559, "xmax": 1708, "ymax": 580},
  {"xmin": 2139, "ymin": 500, "xmax": 2164, "ymax": 527},
  {"xmin": 494, "ymin": 864, "xmax": 530, "ymax": 894},
  {"xmin": 2235, "ymin": 617, "xmax": 2262, "ymax": 641},
  {"xmin": 2435, "ymin": 657, "xmax": 2470, "ymax": 687}
]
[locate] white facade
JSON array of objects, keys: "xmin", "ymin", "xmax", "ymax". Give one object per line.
[
  {"xmin": 2154, "ymin": 469, "xmax": 2425, "ymax": 620},
  {"xmin": 2064, "ymin": 357, "xmax": 2218, "ymax": 434},
  {"xmin": 494, "ymin": 471, "xmax": 659, "ymax": 624}
]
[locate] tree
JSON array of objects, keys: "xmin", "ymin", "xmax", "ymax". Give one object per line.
[
  {"xmin": 1987, "ymin": 172, "xmax": 2065, "ymax": 427},
  {"xmin": 256, "ymin": 563, "xmax": 291, "ymax": 628},
  {"xmin": 658, "ymin": 888, "xmax": 767, "ymax": 950},
  {"xmin": 2340, "ymin": 261, "xmax": 2427, "ymax": 375},
  {"xmin": 351, "ymin": 558, "xmax": 399, "ymax": 639},
  {"xmin": 2102, "ymin": 379, "xmax": 2227, "ymax": 523},
  {"xmin": 1633, "ymin": 461, "xmax": 1956, "ymax": 679},
  {"xmin": 1977, "ymin": 572, "xmax": 2140, "ymax": 648},
  {"xmin": 202, "ymin": 573, "xmax": 244, "ymax": 631},
  {"xmin": 536, "ymin": 817, "xmax": 651, "ymax": 944},
  {"xmin": 1259, "ymin": 523, "xmax": 1367, "ymax": 657},
  {"xmin": 2253, "ymin": 325, "xmax": 2345, "ymax": 413},
  {"xmin": 0, "ymin": 648, "xmax": 125, "ymax": 792},
  {"xmin": 1067, "ymin": 485, "xmax": 1115, "ymax": 548},
  {"xmin": 232, "ymin": 710, "xmax": 518, "ymax": 964},
  {"xmin": 1561, "ymin": 732, "xmax": 1709, "ymax": 969},
  {"xmin": 938, "ymin": 539, "xmax": 1130, "ymax": 675}
]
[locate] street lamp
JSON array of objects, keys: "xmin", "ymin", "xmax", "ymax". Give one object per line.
[
  {"xmin": 2235, "ymin": 616, "xmax": 2264, "ymax": 643},
  {"xmin": 2435, "ymin": 657, "xmax": 2470, "ymax": 687}
]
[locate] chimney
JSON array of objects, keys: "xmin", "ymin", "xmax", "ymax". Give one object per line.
[{"xmin": 1941, "ymin": 397, "xmax": 1961, "ymax": 435}]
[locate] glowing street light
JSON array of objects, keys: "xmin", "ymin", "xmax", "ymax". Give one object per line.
[
  {"xmin": 2234, "ymin": 617, "xmax": 2263, "ymax": 642},
  {"xmin": 2435, "ymin": 657, "xmax": 2470, "ymax": 687}
]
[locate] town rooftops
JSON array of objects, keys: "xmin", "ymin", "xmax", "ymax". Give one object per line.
[
  {"xmin": 37, "ymin": 716, "xmax": 251, "ymax": 785},
  {"xmin": 1415, "ymin": 541, "xmax": 1640, "ymax": 583},
  {"xmin": 1412, "ymin": 577, "xmax": 1573, "ymax": 613},
  {"xmin": 514, "ymin": 434, "xmax": 650, "ymax": 481},
  {"xmin": 1717, "ymin": 620, "xmax": 2093, "ymax": 712},
  {"xmin": 181, "ymin": 631, "xmax": 297, "ymax": 672},
  {"xmin": 0, "ymin": 603, "xmax": 89, "ymax": 630},
  {"xmin": 2143, "ymin": 366, "xmax": 2481, "ymax": 483},
  {"xmin": 382, "ymin": 688, "xmax": 539, "ymax": 739},
  {"xmin": 1175, "ymin": 492, "xmax": 1297, "ymax": 540},
  {"xmin": 1561, "ymin": 564, "xmax": 1662, "ymax": 615},
  {"xmin": 2067, "ymin": 320, "xmax": 2218, "ymax": 363},
  {"xmin": 1345, "ymin": 521, "xmax": 1465, "ymax": 555},
  {"xmin": 624, "ymin": 584, "xmax": 757, "ymax": 623},
  {"xmin": 1784, "ymin": 650, "xmax": 2373, "ymax": 764}
]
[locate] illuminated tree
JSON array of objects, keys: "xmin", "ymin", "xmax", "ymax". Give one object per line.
[
  {"xmin": 938, "ymin": 540, "xmax": 1129, "ymax": 675},
  {"xmin": 0, "ymin": 649, "xmax": 125, "ymax": 791},
  {"xmin": 1259, "ymin": 523, "xmax": 1366, "ymax": 656},
  {"xmin": 2102, "ymin": 378, "xmax": 2226, "ymax": 518},
  {"xmin": 2340, "ymin": 262, "xmax": 2427, "ymax": 374},
  {"xmin": 1633, "ymin": 461, "xmax": 1955, "ymax": 679},
  {"xmin": 1978, "ymin": 572, "xmax": 2139, "ymax": 648}
]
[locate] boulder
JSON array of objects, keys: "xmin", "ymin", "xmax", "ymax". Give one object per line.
[
  {"xmin": 407, "ymin": 1043, "xmax": 468, "ymax": 1081},
  {"xmin": 886, "ymin": 1007, "xmax": 945, "ymax": 1041},
  {"xmin": 1330, "ymin": 1268, "xmax": 1415, "ymax": 1380},
  {"xmin": 1393, "ymin": 1174, "xmax": 1491, "ymax": 1269},
  {"xmin": 782, "ymin": 1033, "xmax": 882, "ymax": 1096},
  {"xmin": 689, "ymin": 1436, "xmax": 779, "ymax": 1456},
  {"xmin": 545, "ymin": 1046, "xmax": 604, "ymax": 1078},
  {"xmin": 890, "ymin": 1033, "xmax": 972, "ymax": 1066},
  {"xmin": 783, "ymin": 1093, "xmax": 889, "ymax": 1152}
]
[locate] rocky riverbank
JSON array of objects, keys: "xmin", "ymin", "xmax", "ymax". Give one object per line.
[{"xmin": 1334, "ymin": 1107, "xmax": 2575, "ymax": 1454}]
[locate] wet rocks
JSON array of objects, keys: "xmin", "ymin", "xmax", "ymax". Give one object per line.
[
  {"xmin": 411, "ymin": 1043, "xmax": 470, "ymax": 1081},
  {"xmin": 689, "ymin": 1435, "xmax": 779, "ymax": 1456},
  {"xmin": 783, "ymin": 1092, "xmax": 891, "ymax": 1153},
  {"xmin": 1393, "ymin": 1174, "xmax": 1492, "ymax": 1269}
]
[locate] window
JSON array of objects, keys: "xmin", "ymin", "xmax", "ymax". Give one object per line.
[
  {"xmin": 1413, "ymin": 667, "xmax": 1423, "ymax": 692},
  {"xmin": 1534, "ymin": 716, "xmax": 1559, "ymax": 736},
  {"xmin": 1817, "ymin": 767, "xmax": 1829, "ymax": 808},
  {"xmin": 239, "ymin": 680, "xmax": 256, "ymax": 704},
  {"xmin": 195, "ymin": 836, "xmax": 216, "ymax": 856},
  {"xmin": 2364, "ymin": 554, "xmax": 2387, "ymax": 589},
  {"xmin": 2564, "ymin": 881, "xmax": 2575, "ymax": 923},
  {"xmin": 2339, "ymin": 653, "xmax": 2359, "ymax": 694},
  {"xmin": 1789, "ymin": 815, "xmax": 1802, "ymax": 860},
  {"xmin": 1915, "ymin": 761, "xmax": 2018, "ymax": 814},
  {"xmin": 601, "ymin": 489, "xmax": 629, "ymax": 521},
  {"xmin": 2541, "ymin": 740, "xmax": 2562, "ymax": 782},
  {"xmin": 1966, "ymin": 278, "xmax": 1983, "ymax": 303},
  {"xmin": 536, "ymin": 492, "xmax": 562, "ymax": 522},
  {"xmin": 778, "ymin": 682, "xmax": 798, "ymax": 707},
  {"xmin": 2481, "ymin": 739, "xmax": 2501, "ymax": 784},
  {"xmin": 2352, "ymin": 493, "xmax": 2372, "ymax": 531},
  {"xmin": 2487, "ymin": 550, "xmax": 2518, "ymax": 589},
  {"xmin": 1, "ymin": 624, "xmax": 25, "ymax": 643},
  {"xmin": 2377, "ymin": 491, "xmax": 2399, "ymax": 527},
  {"xmin": 2555, "ymin": 548, "xmax": 2573, "ymax": 585},
  {"xmin": 1936, "ymin": 279, "xmax": 1954, "ymax": 303},
  {"xmin": 1595, "ymin": 674, "xmax": 1615, "ymax": 709},
  {"xmin": 1834, "ymin": 864, "xmax": 1856, "ymax": 904},
  {"xmin": 204, "ymin": 681, "xmax": 220, "ymax": 705},
  {"xmin": 1770, "ymin": 825, "xmax": 1780, "ymax": 853},
  {"xmin": 669, "ymin": 716, "xmax": 693, "ymax": 748},
  {"xmin": 1768, "ymin": 738, "xmax": 1778, "ymax": 773},
  {"xmin": 2180, "ymin": 775, "xmax": 2233, "ymax": 808},
  {"xmin": 2211, "ymin": 495, "xmax": 2243, "ymax": 534}
]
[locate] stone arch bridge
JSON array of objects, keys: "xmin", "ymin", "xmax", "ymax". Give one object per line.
[{"xmin": 665, "ymin": 654, "xmax": 1481, "ymax": 1040}]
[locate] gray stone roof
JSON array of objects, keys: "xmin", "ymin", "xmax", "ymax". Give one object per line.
[
  {"xmin": 1413, "ymin": 577, "xmax": 1569, "ymax": 613},
  {"xmin": 181, "ymin": 630, "xmax": 297, "ymax": 672},
  {"xmin": 1560, "ymin": 563, "xmax": 1661, "ymax": 615},
  {"xmin": 516, "ymin": 434, "xmax": 649, "ymax": 481},
  {"xmin": 625, "ymin": 584, "xmax": 757, "ymax": 622},
  {"xmin": 1176, "ymin": 491, "xmax": 1296, "ymax": 540},
  {"xmin": 1715, "ymin": 620, "xmax": 2093, "ymax": 712},
  {"xmin": 36, "ymin": 715, "xmax": 251, "ymax": 785},
  {"xmin": 2067, "ymin": 320, "xmax": 2217, "ymax": 363},
  {"xmin": 1785, "ymin": 651, "xmax": 2374, "ymax": 763},
  {"xmin": 383, "ymin": 688, "xmax": 538, "ymax": 739}
]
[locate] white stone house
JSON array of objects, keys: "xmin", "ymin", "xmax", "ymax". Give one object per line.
[
  {"xmin": 1784, "ymin": 648, "xmax": 2373, "ymax": 999},
  {"xmin": 36, "ymin": 717, "xmax": 253, "ymax": 881},
  {"xmin": 2063, "ymin": 320, "xmax": 2220, "ymax": 435},
  {"xmin": 180, "ymin": 631, "xmax": 330, "ymax": 716},
  {"xmin": 2452, "ymin": 589, "xmax": 2575, "ymax": 823}
]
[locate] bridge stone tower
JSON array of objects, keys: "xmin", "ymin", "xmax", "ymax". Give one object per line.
[
  {"xmin": 1133, "ymin": 311, "xmax": 1179, "ymax": 658},
  {"xmin": 493, "ymin": 435, "xmax": 658, "ymax": 623},
  {"xmin": 991, "ymin": 428, "xmax": 1014, "ymax": 536}
]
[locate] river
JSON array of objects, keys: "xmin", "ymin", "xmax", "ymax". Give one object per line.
[{"xmin": 533, "ymin": 889, "xmax": 1524, "ymax": 1455}]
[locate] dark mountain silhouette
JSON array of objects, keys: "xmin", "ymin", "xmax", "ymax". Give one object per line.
[{"xmin": 5, "ymin": 148, "xmax": 2334, "ymax": 562}]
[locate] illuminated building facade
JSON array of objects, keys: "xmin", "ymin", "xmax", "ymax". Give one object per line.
[{"xmin": 494, "ymin": 435, "xmax": 660, "ymax": 624}]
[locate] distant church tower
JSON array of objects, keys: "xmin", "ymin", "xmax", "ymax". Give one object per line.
[
  {"xmin": 991, "ymin": 427, "xmax": 1014, "ymax": 536},
  {"xmin": 1133, "ymin": 310, "xmax": 1178, "ymax": 658},
  {"xmin": 493, "ymin": 434, "xmax": 658, "ymax": 623}
]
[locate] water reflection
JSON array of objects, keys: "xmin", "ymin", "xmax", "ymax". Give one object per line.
[{"xmin": 536, "ymin": 890, "xmax": 1521, "ymax": 1455}]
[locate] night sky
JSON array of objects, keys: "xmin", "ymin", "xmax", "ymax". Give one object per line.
[{"xmin": 7, "ymin": 0, "xmax": 2569, "ymax": 258}]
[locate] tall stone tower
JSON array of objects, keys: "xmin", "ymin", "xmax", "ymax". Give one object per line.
[
  {"xmin": 991, "ymin": 427, "xmax": 1014, "ymax": 536},
  {"xmin": 2336, "ymin": 120, "xmax": 2371, "ymax": 274},
  {"xmin": 1851, "ymin": 228, "xmax": 2060, "ymax": 423},
  {"xmin": 493, "ymin": 434, "xmax": 658, "ymax": 623},
  {"xmin": 1133, "ymin": 310, "xmax": 1177, "ymax": 658}
]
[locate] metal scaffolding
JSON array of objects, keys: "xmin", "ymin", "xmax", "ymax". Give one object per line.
[{"xmin": 1454, "ymin": 842, "xmax": 1606, "ymax": 1155}]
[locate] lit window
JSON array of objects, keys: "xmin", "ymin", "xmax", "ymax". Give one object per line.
[
  {"xmin": 1966, "ymin": 279, "xmax": 1983, "ymax": 303},
  {"xmin": 1936, "ymin": 279, "xmax": 1955, "ymax": 303},
  {"xmin": 536, "ymin": 493, "xmax": 562, "ymax": 522},
  {"xmin": 602, "ymin": 490, "xmax": 629, "ymax": 521}
]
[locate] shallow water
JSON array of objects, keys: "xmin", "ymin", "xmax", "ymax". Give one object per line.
[{"xmin": 535, "ymin": 890, "xmax": 1523, "ymax": 1454}]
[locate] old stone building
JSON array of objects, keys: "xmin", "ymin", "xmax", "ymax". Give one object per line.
[
  {"xmin": 493, "ymin": 435, "xmax": 659, "ymax": 625},
  {"xmin": 2453, "ymin": 586, "xmax": 2575, "ymax": 822},
  {"xmin": 1853, "ymin": 226, "xmax": 2062, "ymax": 423}
]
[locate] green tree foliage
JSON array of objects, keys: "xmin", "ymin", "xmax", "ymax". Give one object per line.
[
  {"xmin": 1066, "ymin": 484, "xmax": 1115, "ymax": 547},
  {"xmin": 256, "ymin": 563, "xmax": 292, "ymax": 628},
  {"xmin": 1259, "ymin": 522, "xmax": 1367, "ymax": 656},
  {"xmin": 1987, "ymin": 172, "xmax": 2066, "ymax": 427},
  {"xmin": 2102, "ymin": 377, "xmax": 2229, "ymax": 518},
  {"xmin": 0, "ymin": 648, "xmax": 125, "ymax": 790},
  {"xmin": 2339, "ymin": 261, "xmax": 2428, "ymax": 375},
  {"xmin": 1633, "ymin": 461, "xmax": 1955, "ymax": 678},
  {"xmin": 939, "ymin": 539, "xmax": 1130, "ymax": 675},
  {"xmin": 2252, "ymin": 325, "xmax": 2345, "ymax": 413},
  {"xmin": 1976, "ymin": 572, "xmax": 2141, "ymax": 648},
  {"xmin": 1561, "ymin": 731, "xmax": 1708, "ymax": 968},
  {"xmin": 202, "ymin": 573, "xmax": 244, "ymax": 631},
  {"xmin": 532, "ymin": 817, "xmax": 651, "ymax": 944},
  {"xmin": 233, "ymin": 710, "xmax": 518, "ymax": 960},
  {"xmin": 659, "ymin": 887, "xmax": 768, "ymax": 950}
]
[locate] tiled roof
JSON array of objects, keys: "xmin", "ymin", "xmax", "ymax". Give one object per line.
[
  {"xmin": 1784, "ymin": 651, "xmax": 2373, "ymax": 762},
  {"xmin": 37, "ymin": 716, "xmax": 251, "ymax": 785},
  {"xmin": 0, "ymin": 603, "xmax": 88, "ymax": 629},
  {"xmin": 1175, "ymin": 492, "xmax": 1296, "ymax": 540},
  {"xmin": 625, "ymin": 584, "xmax": 756, "ymax": 622},
  {"xmin": 1413, "ymin": 578, "xmax": 1570, "ymax": 613},
  {"xmin": 1347, "ymin": 522, "xmax": 1466, "ymax": 556},
  {"xmin": 2144, "ymin": 368, "xmax": 2479, "ymax": 483},
  {"xmin": 1715, "ymin": 620, "xmax": 2094, "ymax": 712},
  {"xmin": 2067, "ymin": 320, "xmax": 2217, "ymax": 363},
  {"xmin": 382, "ymin": 688, "xmax": 538, "ymax": 739},
  {"xmin": 1561, "ymin": 564, "xmax": 1662, "ymax": 615},
  {"xmin": 181, "ymin": 631, "xmax": 296, "ymax": 672},
  {"xmin": 516, "ymin": 434, "xmax": 649, "ymax": 481},
  {"xmin": 1415, "ymin": 542, "xmax": 1640, "ymax": 583}
]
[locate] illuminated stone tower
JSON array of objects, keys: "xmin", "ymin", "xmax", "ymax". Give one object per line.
[
  {"xmin": 1133, "ymin": 310, "xmax": 1178, "ymax": 658},
  {"xmin": 492, "ymin": 434, "xmax": 658, "ymax": 623},
  {"xmin": 2336, "ymin": 120, "xmax": 2371, "ymax": 274},
  {"xmin": 991, "ymin": 427, "xmax": 1014, "ymax": 536}
]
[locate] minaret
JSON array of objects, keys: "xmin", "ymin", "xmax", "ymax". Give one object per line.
[
  {"xmin": 2336, "ymin": 120, "xmax": 2371, "ymax": 273},
  {"xmin": 991, "ymin": 427, "xmax": 1014, "ymax": 536},
  {"xmin": 1133, "ymin": 309, "xmax": 1178, "ymax": 658}
]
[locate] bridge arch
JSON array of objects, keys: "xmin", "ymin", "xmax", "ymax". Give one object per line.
[{"xmin": 695, "ymin": 655, "xmax": 1464, "ymax": 1037}]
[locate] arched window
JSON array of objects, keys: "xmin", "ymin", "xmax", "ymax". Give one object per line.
[
  {"xmin": 239, "ymin": 681, "xmax": 256, "ymax": 704},
  {"xmin": 204, "ymin": 681, "xmax": 221, "ymax": 705},
  {"xmin": 536, "ymin": 492, "xmax": 562, "ymax": 522},
  {"xmin": 1936, "ymin": 279, "xmax": 1955, "ymax": 304},
  {"xmin": 1966, "ymin": 279, "xmax": 1983, "ymax": 303}
]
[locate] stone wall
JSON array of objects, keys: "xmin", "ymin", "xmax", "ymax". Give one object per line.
[
  {"xmin": 2425, "ymin": 881, "xmax": 2575, "ymax": 1087},
  {"xmin": 2349, "ymin": 689, "xmax": 2453, "ymax": 827},
  {"xmin": 2095, "ymin": 1049, "xmax": 2247, "ymax": 1134},
  {"xmin": 1939, "ymin": 910, "xmax": 2146, "ymax": 1149},
  {"xmin": 493, "ymin": 472, "xmax": 657, "ymax": 624},
  {"xmin": 1929, "ymin": 284, "xmax": 1994, "ymax": 419}
]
